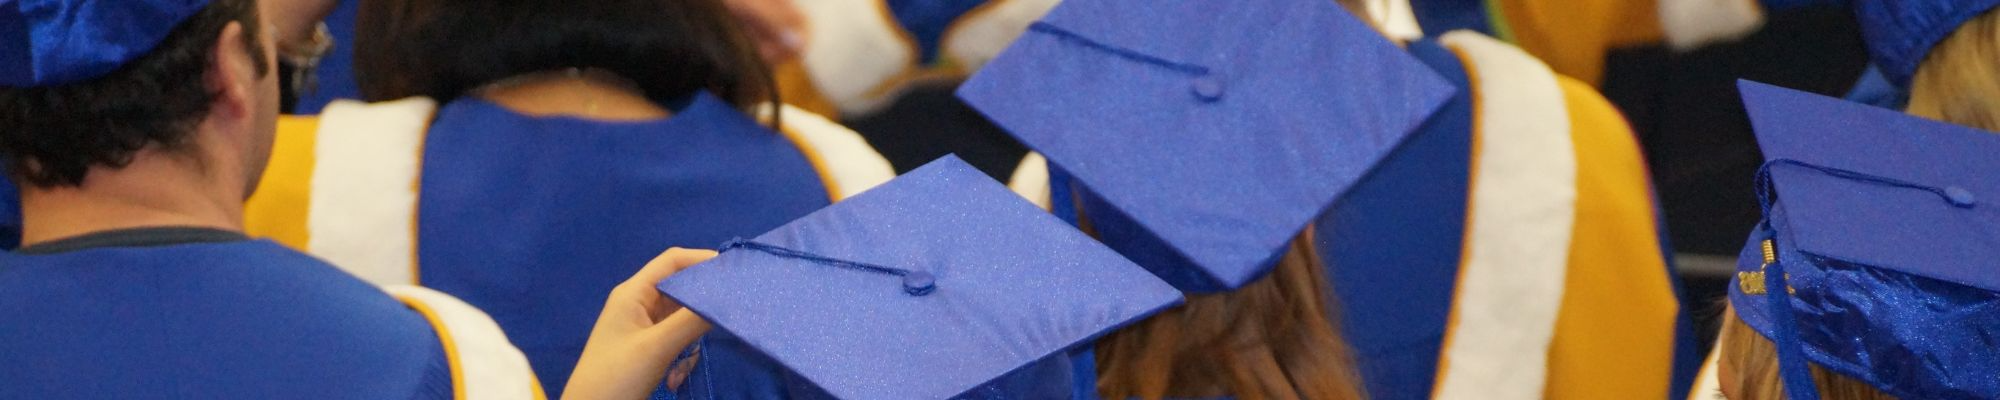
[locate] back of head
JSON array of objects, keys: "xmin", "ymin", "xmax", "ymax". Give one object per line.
[
  {"xmin": 353, "ymin": 0, "xmax": 772, "ymax": 109},
  {"xmin": 1096, "ymin": 2, "xmax": 1374, "ymax": 397},
  {"xmin": 1095, "ymin": 229, "xmax": 1367, "ymax": 400},
  {"xmin": 1906, "ymin": 8, "xmax": 2000, "ymax": 131},
  {"xmin": 0, "ymin": 0, "xmax": 268, "ymax": 188}
]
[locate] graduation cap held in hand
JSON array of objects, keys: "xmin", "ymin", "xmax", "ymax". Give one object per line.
[{"xmin": 659, "ymin": 156, "xmax": 1184, "ymax": 399}]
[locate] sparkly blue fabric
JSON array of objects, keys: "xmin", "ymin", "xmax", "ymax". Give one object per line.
[
  {"xmin": 1731, "ymin": 81, "xmax": 2000, "ymax": 400},
  {"xmin": 886, "ymin": 0, "xmax": 989, "ymax": 64},
  {"xmin": 294, "ymin": 0, "xmax": 360, "ymax": 113},
  {"xmin": 416, "ymin": 92, "xmax": 829, "ymax": 398},
  {"xmin": 1313, "ymin": 39, "xmax": 1470, "ymax": 400},
  {"xmin": 0, "ymin": 0, "xmax": 210, "ymax": 87},
  {"xmin": 960, "ymin": 0, "xmax": 1454, "ymax": 293},
  {"xmin": 1408, "ymin": 0, "xmax": 1493, "ymax": 36},
  {"xmin": 1851, "ymin": 0, "xmax": 2000, "ymax": 87},
  {"xmin": 0, "ymin": 240, "xmax": 451, "ymax": 398},
  {"xmin": 661, "ymin": 157, "xmax": 1183, "ymax": 399}
]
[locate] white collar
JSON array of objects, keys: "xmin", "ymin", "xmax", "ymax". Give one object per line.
[{"xmin": 1366, "ymin": 0, "xmax": 1426, "ymax": 41}]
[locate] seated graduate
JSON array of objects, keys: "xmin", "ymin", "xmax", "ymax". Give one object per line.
[
  {"xmin": 1698, "ymin": 2, "xmax": 2000, "ymax": 400},
  {"xmin": 961, "ymin": 0, "xmax": 1442, "ymax": 398},
  {"xmin": 239, "ymin": 0, "xmax": 895, "ymax": 395},
  {"xmin": 986, "ymin": 0, "xmax": 1695, "ymax": 399},
  {"xmin": 1713, "ymin": 81, "xmax": 2000, "ymax": 400},
  {"xmin": 1322, "ymin": 3, "xmax": 1698, "ymax": 400},
  {"xmin": 0, "ymin": 1, "xmax": 715, "ymax": 398}
]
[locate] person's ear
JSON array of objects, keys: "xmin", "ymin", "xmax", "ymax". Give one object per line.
[{"xmin": 206, "ymin": 21, "xmax": 258, "ymax": 124}]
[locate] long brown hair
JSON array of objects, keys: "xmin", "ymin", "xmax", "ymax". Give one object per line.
[
  {"xmin": 1095, "ymin": 227, "xmax": 1367, "ymax": 400},
  {"xmin": 1092, "ymin": 4, "xmax": 1380, "ymax": 397},
  {"xmin": 1716, "ymin": 305, "xmax": 1895, "ymax": 400},
  {"xmin": 1906, "ymin": 8, "xmax": 2000, "ymax": 131},
  {"xmin": 351, "ymin": 0, "xmax": 775, "ymax": 110}
]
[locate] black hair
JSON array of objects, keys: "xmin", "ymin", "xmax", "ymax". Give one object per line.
[
  {"xmin": 354, "ymin": 0, "xmax": 775, "ymax": 110},
  {"xmin": 0, "ymin": 0, "xmax": 268, "ymax": 188}
]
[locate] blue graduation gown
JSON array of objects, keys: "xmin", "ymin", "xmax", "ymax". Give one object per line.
[
  {"xmin": 415, "ymin": 92, "xmax": 831, "ymax": 396},
  {"xmin": 1314, "ymin": 39, "xmax": 1700, "ymax": 400},
  {"xmin": 1047, "ymin": 38, "xmax": 1696, "ymax": 400},
  {"xmin": 1310, "ymin": 39, "xmax": 1473, "ymax": 400},
  {"xmin": 0, "ymin": 240, "xmax": 451, "ymax": 398}
]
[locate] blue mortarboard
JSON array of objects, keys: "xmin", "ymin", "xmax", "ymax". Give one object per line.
[
  {"xmin": 1731, "ymin": 80, "xmax": 2000, "ymax": 400},
  {"xmin": 658, "ymin": 156, "xmax": 1183, "ymax": 399},
  {"xmin": 2, "ymin": 0, "xmax": 212, "ymax": 87},
  {"xmin": 957, "ymin": 0, "xmax": 1453, "ymax": 293},
  {"xmin": 1847, "ymin": 0, "xmax": 2000, "ymax": 87}
]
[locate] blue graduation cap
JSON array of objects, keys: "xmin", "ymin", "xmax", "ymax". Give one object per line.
[
  {"xmin": 1850, "ymin": 0, "xmax": 2000, "ymax": 87},
  {"xmin": 2, "ymin": 0, "xmax": 214, "ymax": 87},
  {"xmin": 957, "ymin": 0, "xmax": 1454, "ymax": 293},
  {"xmin": 658, "ymin": 156, "xmax": 1183, "ymax": 399},
  {"xmin": 1731, "ymin": 80, "xmax": 2000, "ymax": 400}
]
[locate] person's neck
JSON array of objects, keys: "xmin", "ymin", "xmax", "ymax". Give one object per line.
[
  {"xmin": 474, "ymin": 68, "xmax": 672, "ymax": 122},
  {"xmin": 18, "ymin": 151, "xmax": 246, "ymax": 247}
]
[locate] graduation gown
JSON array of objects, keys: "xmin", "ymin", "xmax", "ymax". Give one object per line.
[
  {"xmin": 774, "ymin": 0, "xmax": 1057, "ymax": 117},
  {"xmin": 244, "ymin": 92, "xmax": 894, "ymax": 397},
  {"xmin": 1008, "ymin": 30, "xmax": 1694, "ymax": 400},
  {"xmin": 0, "ymin": 238, "xmax": 539, "ymax": 399},
  {"xmin": 1409, "ymin": 0, "xmax": 1765, "ymax": 84},
  {"xmin": 1311, "ymin": 33, "xmax": 1698, "ymax": 400}
]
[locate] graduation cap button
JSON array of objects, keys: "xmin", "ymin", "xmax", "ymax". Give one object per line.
[
  {"xmin": 903, "ymin": 271, "xmax": 937, "ymax": 296},
  {"xmin": 1945, "ymin": 186, "xmax": 1977, "ymax": 208},
  {"xmin": 1191, "ymin": 76, "xmax": 1226, "ymax": 102}
]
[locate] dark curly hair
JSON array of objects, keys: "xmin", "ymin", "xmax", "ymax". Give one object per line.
[{"xmin": 0, "ymin": 0, "xmax": 267, "ymax": 188}]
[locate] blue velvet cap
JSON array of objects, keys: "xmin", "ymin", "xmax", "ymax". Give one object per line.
[
  {"xmin": 657, "ymin": 156, "xmax": 1183, "ymax": 399},
  {"xmin": 1850, "ymin": 0, "xmax": 2000, "ymax": 87},
  {"xmin": 957, "ymin": 0, "xmax": 1453, "ymax": 293},
  {"xmin": 1731, "ymin": 80, "xmax": 2000, "ymax": 400},
  {"xmin": 1, "ymin": 0, "xmax": 211, "ymax": 87}
]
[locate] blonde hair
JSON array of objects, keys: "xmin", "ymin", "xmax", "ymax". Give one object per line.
[
  {"xmin": 1716, "ymin": 305, "xmax": 1897, "ymax": 400},
  {"xmin": 1906, "ymin": 8, "xmax": 2000, "ymax": 131}
]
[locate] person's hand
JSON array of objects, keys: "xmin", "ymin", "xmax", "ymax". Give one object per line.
[
  {"xmin": 563, "ymin": 248, "xmax": 717, "ymax": 400},
  {"xmin": 724, "ymin": 0, "xmax": 809, "ymax": 63},
  {"xmin": 266, "ymin": 0, "xmax": 340, "ymax": 46}
]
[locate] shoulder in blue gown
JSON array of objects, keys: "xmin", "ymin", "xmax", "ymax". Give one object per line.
[{"xmin": 0, "ymin": 240, "xmax": 451, "ymax": 398}]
